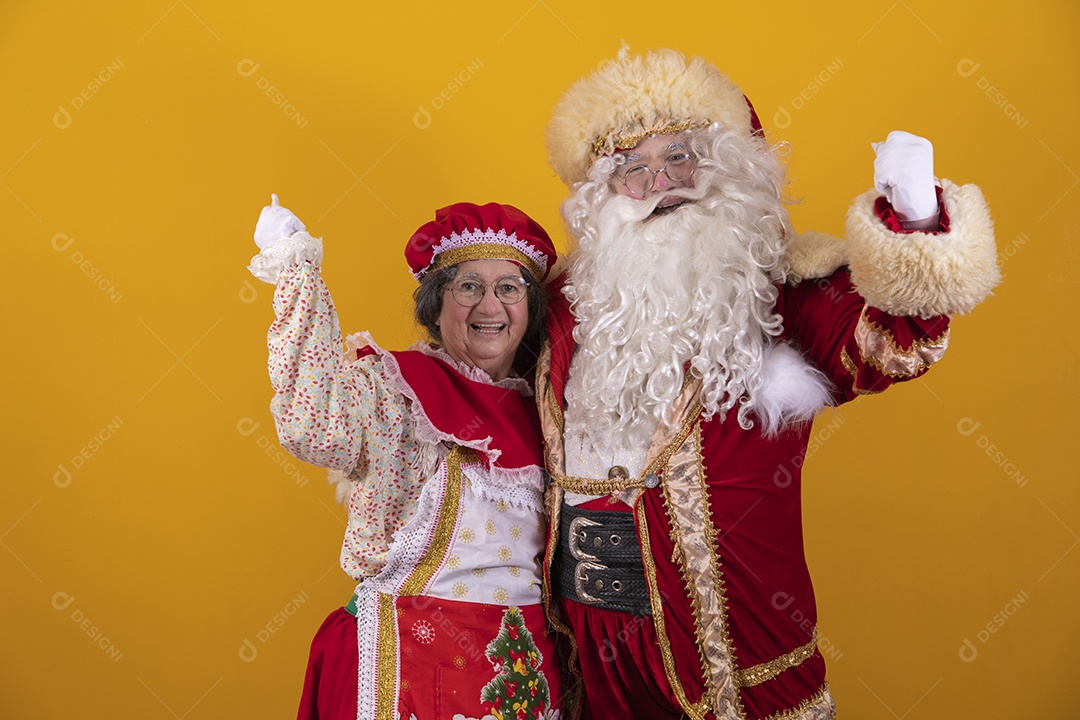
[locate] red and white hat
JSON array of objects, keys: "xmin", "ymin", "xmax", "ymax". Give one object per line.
[{"xmin": 406, "ymin": 202, "xmax": 557, "ymax": 282}]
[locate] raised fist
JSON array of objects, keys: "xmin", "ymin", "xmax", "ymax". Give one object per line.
[
  {"xmin": 253, "ymin": 193, "xmax": 306, "ymax": 250},
  {"xmin": 873, "ymin": 131, "xmax": 938, "ymax": 225}
]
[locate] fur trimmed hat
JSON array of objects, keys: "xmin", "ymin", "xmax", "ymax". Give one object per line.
[{"xmin": 546, "ymin": 47, "xmax": 760, "ymax": 187}]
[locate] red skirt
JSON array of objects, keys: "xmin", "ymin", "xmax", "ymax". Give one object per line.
[{"xmin": 298, "ymin": 597, "xmax": 564, "ymax": 720}]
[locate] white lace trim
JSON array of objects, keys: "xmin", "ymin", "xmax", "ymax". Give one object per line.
[
  {"xmin": 462, "ymin": 462, "xmax": 545, "ymax": 514},
  {"xmin": 353, "ymin": 585, "xmax": 388, "ymax": 720},
  {"xmin": 247, "ymin": 231, "xmax": 323, "ymax": 284},
  {"xmin": 413, "ymin": 227, "xmax": 549, "ymax": 280},
  {"xmin": 365, "ymin": 455, "xmax": 456, "ymax": 596},
  {"xmin": 344, "ymin": 332, "xmax": 541, "ymax": 475}
]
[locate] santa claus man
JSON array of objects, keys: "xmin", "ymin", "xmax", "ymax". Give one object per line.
[{"xmin": 536, "ymin": 48, "xmax": 999, "ymax": 720}]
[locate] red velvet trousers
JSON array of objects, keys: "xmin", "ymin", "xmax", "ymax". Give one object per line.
[{"xmin": 558, "ymin": 596, "xmax": 691, "ymax": 720}]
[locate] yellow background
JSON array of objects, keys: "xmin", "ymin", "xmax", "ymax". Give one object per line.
[{"xmin": 3, "ymin": 1, "xmax": 1077, "ymax": 717}]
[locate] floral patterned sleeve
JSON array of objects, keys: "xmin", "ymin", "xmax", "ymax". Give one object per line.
[
  {"xmin": 267, "ymin": 258, "xmax": 365, "ymax": 472},
  {"xmin": 252, "ymin": 233, "xmax": 427, "ymax": 580},
  {"xmin": 254, "ymin": 233, "xmax": 413, "ymax": 476}
]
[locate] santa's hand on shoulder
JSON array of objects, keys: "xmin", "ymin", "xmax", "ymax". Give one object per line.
[
  {"xmin": 872, "ymin": 131, "xmax": 940, "ymax": 231},
  {"xmin": 253, "ymin": 193, "xmax": 307, "ymax": 250}
]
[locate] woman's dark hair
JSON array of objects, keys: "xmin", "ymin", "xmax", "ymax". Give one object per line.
[{"xmin": 413, "ymin": 263, "xmax": 548, "ymax": 377}]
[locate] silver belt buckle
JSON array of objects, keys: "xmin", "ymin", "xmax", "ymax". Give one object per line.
[
  {"xmin": 568, "ymin": 515, "xmax": 606, "ymax": 605},
  {"xmin": 574, "ymin": 561, "xmax": 607, "ymax": 605}
]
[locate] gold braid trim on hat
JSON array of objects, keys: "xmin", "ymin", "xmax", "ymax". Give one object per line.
[
  {"xmin": 592, "ymin": 119, "xmax": 711, "ymax": 158},
  {"xmin": 431, "ymin": 244, "xmax": 543, "ymax": 280}
]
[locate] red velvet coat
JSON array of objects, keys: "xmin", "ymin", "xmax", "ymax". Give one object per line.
[{"xmin": 537, "ymin": 268, "xmax": 950, "ymax": 720}]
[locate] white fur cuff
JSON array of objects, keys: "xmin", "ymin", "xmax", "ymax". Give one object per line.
[
  {"xmin": 247, "ymin": 232, "xmax": 324, "ymax": 284},
  {"xmin": 786, "ymin": 231, "xmax": 847, "ymax": 284},
  {"xmin": 845, "ymin": 179, "xmax": 1000, "ymax": 317}
]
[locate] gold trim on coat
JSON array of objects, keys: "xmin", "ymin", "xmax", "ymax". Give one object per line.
[
  {"xmin": 631, "ymin": 376, "xmax": 723, "ymax": 719},
  {"xmin": 733, "ymin": 629, "xmax": 819, "ymax": 688},
  {"xmin": 854, "ymin": 306, "xmax": 949, "ymax": 378},
  {"xmin": 840, "ymin": 347, "xmax": 883, "ymax": 395},
  {"xmin": 550, "ymin": 474, "xmax": 646, "ymax": 494},
  {"xmin": 657, "ymin": 419, "xmax": 744, "ymax": 719},
  {"xmin": 638, "ymin": 499, "xmax": 709, "ymax": 720},
  {"xmin": 761, "ymin": 683, "xmax": 835, "ymax": 720}
]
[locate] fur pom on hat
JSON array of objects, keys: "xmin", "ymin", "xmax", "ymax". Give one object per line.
[{"xmin": 546, "ymin": 47, "xmax": 758, "ymax": 187}]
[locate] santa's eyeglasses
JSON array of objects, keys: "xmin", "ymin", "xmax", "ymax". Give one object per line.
[{"xmin": 615, "ymin": 152, "xmax": 697, "ymax": 197}]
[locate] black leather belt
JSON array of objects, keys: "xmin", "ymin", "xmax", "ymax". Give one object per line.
[{"xmin": 553, "ymin": 504, "xmax": 651, "ymax": 616}]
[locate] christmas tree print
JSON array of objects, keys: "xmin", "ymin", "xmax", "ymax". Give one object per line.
[{"xmin": 480, "ymin": 607, "xmax": 550, "ymax": 720}]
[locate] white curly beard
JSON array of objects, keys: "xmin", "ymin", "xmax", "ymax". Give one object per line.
[{"xmin": 561, "ymin": 128, "xmax": 802, "ymax": 449}]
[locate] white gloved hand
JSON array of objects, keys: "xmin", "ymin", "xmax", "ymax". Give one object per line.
[
  {"xmin": 253, "ymin": 193, "xmax": 306, "ymax": 250},
  {"xmin": 872, "ymin": 131, "xmax": 938, "ymax": 225}
]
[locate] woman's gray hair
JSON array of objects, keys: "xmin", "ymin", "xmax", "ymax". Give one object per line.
[{"xmin": 413, "ymin": 263, "xmax": 548, "ymax": 376}]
